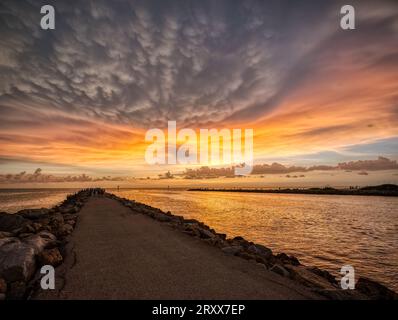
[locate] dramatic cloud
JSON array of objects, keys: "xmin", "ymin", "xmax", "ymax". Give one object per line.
[
  {"xmin": 1, "ymin": 0, "xmax": 396, "ymax": 126},
  {"xmin": 0, "ymin": 0, "xmax": 397, "ymax": 175}
]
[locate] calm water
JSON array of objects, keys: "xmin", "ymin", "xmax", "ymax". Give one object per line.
[
  {"xmin": 1, "ymin": 188, "xmax": 397, "ymax": 291},
  {"xmin": 0, "ymin": 189, "xmax": 78, "ymax": 213}
]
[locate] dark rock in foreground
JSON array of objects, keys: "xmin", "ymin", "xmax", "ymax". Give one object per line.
[{"xmin": 0, "ymin": 188, "xmax": 95, "ymax": 299}]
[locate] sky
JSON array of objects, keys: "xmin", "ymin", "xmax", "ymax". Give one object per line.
[{"xmin": 0, "ymin": 0, "xmax": 397, "ymax": 182}]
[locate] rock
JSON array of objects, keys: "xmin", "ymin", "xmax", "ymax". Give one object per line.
[
  {"xmin": 236, "ymin": 251, "xmax": 255, "ymax": 261},
  {"xmin": 63, "ymin": 214, "xmax": 77, "ymax": 221},
  {"xmin": 37, "ymin": 217, "xmax": 50, "ymax": 225},
  {"xmin": 38, "ymin": 248, "xmax": 63, "ymax": 267},
  {"xmin": 23, "ymin": 232, "xmax": 57, "ymax": 254},
  {"xmin": 286, "ymin": 265, "xmax": 337, "ymax": 290},
  {"xmin": 256, "ymin": 263, "xmax": 267, "ymax": 270},
  {"xmin": 17, "ymin": 233, "xmax": 34, "ymax": 239},
  {"xmin": 308, "ymin": 267, "xmax": 337, "ymax": 285},
  {"xmin": 276, "ymin": 252, "xmax": 301, "ymax": 266},
  {"xmin": 66, "ymin": 220, "xmax": 76, "ymax": 227},
  {"xmin": 123, "ymin": 201, "xmax": 132, "ymax": 208},
  {"xmin": 32, "ymin": 222, "xmax": 43, "ymax": 232},
  {"xmin": 216, "ymin": 233, "xmax": 227, "ymax": 240},
  {"xmin": 0, "ymin": 237, "xmax": 16, "ymax": 247},
  {"xmin": 0, "ymin": 278, "xmax": 7, "ymax": 293},
  {"xmin": 7, "ymin": 281, "xmax": 26, "ymax": 299},
  {"xmin": 57, "ymin": 224, "xmax": 74, "ymax": 237},
  {"xmin": 184, "ymin": 224, "xmax": 201, "ymax": 237},
  {"xmin": 0, "ymin": 238, "xmax": 36, "ymax": 282},
  {"xmin": 59, "ymin": 206, "xmax": 78, "ymax": 214},
  {"xmin": 203, "ymin": 237, "xmax": 225, "ymax": 247},
  {"xmin": 288, "ymin": 255, "xmax": 300, "ymax": 266},
  {"xmin": 198, "ymin": 228, "xmax": 215, "ymax": 239},
  {"xmin": 171, "ymin": 215, "xmax": 184, "ymax": 223},
  {"xmin": 253, "ymin": 255, "xmax": 270, "ymax": 266},
  {"xmin": 140, "ymin": 208, "xmax": 154, "ymax": 216},
  {"xmin": 0, "ymin": 213, "xmax": 27, "ymax": 232},
  {"xmin": 0, "ymin": 231, "xmax": 13, "ymax": 239},
  {"xmin": 356, "ymin": 277, "xmax": 398, "ymax": 300},
  {"xmin": 19, "ymin": 223, "xmax": 36, "ymax": 234},
  {"xmin": 221, "ymin": 245, "xmax": 243, "ymax": 255},
  {"xmin": 230, "ymin": 236, "xmax": 251, "ymax": 248},
  {"xmin": 0, "ymin": 231, "xmax": 56, "ymax": 282},
  {"xmin": 17, "ymin": 208, "xmax": 50, "ymax": 220},
  {"xmin": 270, "ymin": 264, "xmax": 290, "ymax": 277},
  {"xmin": 50, "ymin": 212, "xmax": 64, "ymax": 226},
  {"xmin": 63, "ymin": 214, "xmax": 77, "ymax": 227},
  {"xmin": 152, "ymin": 212, "xmax": 172, "ymax": 222},
  {"xmin": 248, "ymin": 244, "xmax": 273, "ymax": 259},
  {"xmin": 184, "ymin": 219, "xmax": 200, "ymax": 224}
]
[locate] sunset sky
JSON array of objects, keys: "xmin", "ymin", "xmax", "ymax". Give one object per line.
[{"xmin": 0, "ymin": 0, "xmax": 397, "ymax": 181}]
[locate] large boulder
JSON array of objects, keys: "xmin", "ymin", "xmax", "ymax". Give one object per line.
[
  {"xmin": 0, "ymin": 231, "xmax": 13, "ymax": 239},
  {"xmin": 0, "ymin": 238, "xmax": 36, "ymax": 282},
  {"xmin": 152, "ymin": 212, "xmax": 172, "ymax": 222},
  {"xmin": 221, "ymin": 245, "xmax": 243, "ymax": 255},
  {"xmin": 247, "ymin": 244, "xmax": 273, "ymax": 259},
  {"xmin": 59, "ymin": 205, "xmax": 78, "ymax": 214},
  {"xmin": 286, "ymin": 265, "xmax": 337, "ymax": 290},
  {"xmin": 17, "ymin": 208, "xmax": 50, "ymax": 220},
  {"xmin": 275, "ymin": 252, "xmax": 300, "ymax": 266},
  {"xmin": 50, "ymin": 212, "xmax": 64, "ymax": 227},
  {"xmin": 56, "ymin": 224, "xmax": 74, "ymax": 237},
  {"xmin": 270, "ymin": 264, "xmax": 290, "ymax": 277},
  {"xmin": 23, "ymin": 231, "xmax": 57, "ymax": 254},
  {"xmin": 0, "ymin": 213, "xmax": 27, "ymax": 232},
  {"xmin": 308, "ymin": 266, "xmax": 337, "ymax": 285},
  {"xmin": 0, "ymin": 231, "xmax": 56, "ymax": 283},
  {"xmin": 38, "ymin": 248, "xmax": 63, "ymax": 267}
]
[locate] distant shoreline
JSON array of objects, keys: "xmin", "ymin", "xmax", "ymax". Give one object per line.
[{"xmin": 188, "ymin": 184, "xmax": 398, "ymax": 197}]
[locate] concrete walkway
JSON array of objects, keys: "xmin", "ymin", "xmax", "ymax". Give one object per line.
[{"xmin": 35, "ymin": 196, "xmax": 323, "ymax": 299}]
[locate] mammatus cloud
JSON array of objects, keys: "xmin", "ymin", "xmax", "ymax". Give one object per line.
[
  {"xmin": 1, "ymin": 0, "xmax": 397, "ymax": 127},
  {"xmin": 0, "ymin": 0, "xmax": 397, "ymax": 174}
]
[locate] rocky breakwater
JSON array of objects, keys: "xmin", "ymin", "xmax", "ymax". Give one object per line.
[
  {"xmin": 0, "ymin": 189, "xmax": 97, "ymax": 300},
  {"xmin": 109, "ymin": 193, "xmax": 398, "ymax": 300}
]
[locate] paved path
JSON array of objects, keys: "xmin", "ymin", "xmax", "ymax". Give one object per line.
[{"xmin": 35, "ymin": 196, "xmax": 323, "ymax": 299}]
